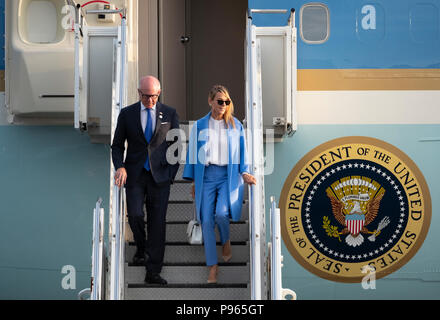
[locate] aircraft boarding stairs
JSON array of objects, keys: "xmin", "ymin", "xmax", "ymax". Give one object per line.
[
  {"xmin": 78, "ymin": 6, "xmax": 296, "ymax": 301},
  {"xmin": 124, "ymin": 142, "xmax": 251, "ymax": 300},
  {"xmin": 88, "ymin": 166, "xmax": 295, "ymax": 300}
]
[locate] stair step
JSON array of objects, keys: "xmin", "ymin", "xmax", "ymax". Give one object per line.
[
  {"xmin": 169, "ymin": 181, "xmax": 193, "ymax": 201},
  {"xmin": 125, "ymin": 264, "xmax": 249, "ymax": 284},
  {"xmin": 125, "ymin": 286, "xmax": 250, "ymax": 300},
  {"xmin": 167, "ymin": 200, "xmax": 249, "ymax": 221},
  {"xmin": 140, "ymin": 221, "xmax": 248, "ymax": 242},
  {"xmin": 128, "ymin": 262, "xmax": 246, "ymax": 267},
  {"xmin": 125, "ymin": 242, "xmax": 250, "ymax": 264},
  {"xmin": 128, "ymin": 283, "xmax": 247, "ymax": 289}
]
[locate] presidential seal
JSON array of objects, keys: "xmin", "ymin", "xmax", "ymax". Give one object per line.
[{"xmin": 280, "ymin": 137, "xmax": 431, "ymax": 283}]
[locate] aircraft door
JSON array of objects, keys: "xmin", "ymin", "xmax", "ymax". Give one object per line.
[
  {"xmin": 158, "ymin": 0, "xmax": 187, "ymax": 120},
  {"xmin": 248, "ymin": 9, "xmax": 298, "ymax": 139},
  {"xmin": 158, "ymin": 0, "xmax": 247, "ymax": 121}
]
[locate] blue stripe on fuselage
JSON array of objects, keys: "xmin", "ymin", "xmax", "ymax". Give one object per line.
[{"xmin": 249, "ymin": 0, "xmax": 440, "ymax": 70}]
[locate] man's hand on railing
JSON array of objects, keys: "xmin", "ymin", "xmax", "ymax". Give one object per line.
[{"xmin": 114, "ymin": 168, "xmax": 127, "ymax": 187}]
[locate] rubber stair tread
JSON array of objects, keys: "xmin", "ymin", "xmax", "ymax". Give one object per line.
[
  {"xmin": 127, "ymin": 283, "xmax": 248, "ymax": 288},
  {"xmin": 128, "ymin": 241, "xmax": 248, "ymax": 246},
  {"xmin": 127, "ymin": 262, "xmax": 247, "ymax": 267},
  {"xmin": 168, "ymin": 200, "xmax": 194, "ymax": 204}
]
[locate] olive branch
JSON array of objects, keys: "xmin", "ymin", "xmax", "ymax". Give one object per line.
[{"xmin": 323, "ymin": 216, "xmax": 342, "ymax": 242}]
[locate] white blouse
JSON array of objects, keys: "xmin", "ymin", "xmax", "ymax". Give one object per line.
[{"xmin": 206, "ymin": 117, "xmax": 229, "ymax": 166}]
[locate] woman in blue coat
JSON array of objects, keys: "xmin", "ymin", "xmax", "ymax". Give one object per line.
[{"xmin": 183, "ymin": 85, "xmax": 256, "ymax": 283}]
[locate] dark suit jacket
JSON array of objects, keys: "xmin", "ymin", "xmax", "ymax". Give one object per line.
[{"xmin": 111, "ymin": 101, "xmax": 180, "ymax": 187}]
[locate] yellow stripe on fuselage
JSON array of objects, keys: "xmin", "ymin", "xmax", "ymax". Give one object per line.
[{"xmin": 298, "ymin": 69, "xmax": 440, "ymax": 91}]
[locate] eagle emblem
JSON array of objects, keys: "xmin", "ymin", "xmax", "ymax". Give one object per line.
[{"xmin": 325, "ymin": 176, "xmax": 389, "ymax": 247}]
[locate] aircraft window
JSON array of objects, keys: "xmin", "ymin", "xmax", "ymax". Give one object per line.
[
  {"xmin": 300, "ymin": 3, "xmax": 330, "ymax": 44},
  {"xmin": 26, "ymin": 1, "xmax": 58, "ymax": 43},
  {"xmin": 409, "ymin": 4, "xmax": 439, "ymax": 43}
]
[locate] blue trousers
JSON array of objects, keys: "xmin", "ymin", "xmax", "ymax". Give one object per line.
[{"xmin": 201, "ymin": 165, "xmax": 230, "ymax": 266}]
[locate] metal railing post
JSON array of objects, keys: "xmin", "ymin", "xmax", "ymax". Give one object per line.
[
  {"xmin": 109, "ymin": 14, "xmax": 127, "ymax": 300},
  {"xmin": 91, "ymin": 198, "xmax": 104, "ymax": 300},
  {"xmin": 270, "ymin": 197, "xmax": 282, "ymax": 300},
  {"xmin": 269, "ymin": 196, "xmax": 297, "ymax": 300}
]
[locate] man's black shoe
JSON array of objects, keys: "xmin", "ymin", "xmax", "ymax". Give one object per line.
[
  {"xmin": 145, "ymin": 273, "xmax": 168, "ymax": 285},
  {"xmin": 132, "ymin": 250, "xmax": 146, "ymax": 265}
]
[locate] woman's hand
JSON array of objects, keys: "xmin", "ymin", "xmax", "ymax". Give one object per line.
[{"xmin": 243, "ymin": 173, "xmax": 257, "ymax": 185}]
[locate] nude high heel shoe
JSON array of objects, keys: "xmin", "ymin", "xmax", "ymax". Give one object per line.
[
  {"xmin": 222, "ymin": 240, "xmax": 232, "ymax": 262},
  {"xmin": 207, "ymin": 265, "xmax": 218, "ymax": 284}
]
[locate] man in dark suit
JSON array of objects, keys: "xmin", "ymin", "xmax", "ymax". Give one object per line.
[{"xmin": 111, "ymin": 76, "xmax": 179, "ymax": 285}]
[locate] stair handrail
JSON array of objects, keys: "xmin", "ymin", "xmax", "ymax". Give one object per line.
[
  {"xmin": 78, "ymin": 197, "xmax": 105, "ymax": 300},
  {"xmin": 109, "ymin": 184, "xmax": 126, "ymax": 300},
  {"xmin": 73, "ymin": 2, "xmax": 85, "ymax": 130},
  {"xmin": 269, "ymin": 196, "xmax": 297, "ymax": 300},
  {"xmin": 246, "ymin": 14, "xmax": 267, "ymax": 300},
  {"xmin": 91, "ymin": 198, "xmax": 105, "ymax": 300},
  {"xmin": 269, "ymin": 196, "xmax": 281, "ymax": 299},
  {"xmin": 108, "ymin": 13, "xmax": 127, "ymax": 300}
]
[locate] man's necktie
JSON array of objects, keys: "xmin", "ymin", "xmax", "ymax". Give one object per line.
[{"xmin": 144, "ymin": 108, "xmax": 153, "ymax": 171}]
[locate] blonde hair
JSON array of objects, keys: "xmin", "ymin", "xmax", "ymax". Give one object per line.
[{"xmin": 208, "ymin": 84, "xmax": 236, "ymax": 129}]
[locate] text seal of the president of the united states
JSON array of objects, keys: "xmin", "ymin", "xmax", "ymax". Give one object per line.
[{"xmin": 279, "ymin": 137, "xmax": 431, "ymax": 283}]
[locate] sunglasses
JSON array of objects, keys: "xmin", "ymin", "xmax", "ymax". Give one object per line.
[{"xmin": 217, "ymin": 99, "xmax": 231, "ymax": 106}]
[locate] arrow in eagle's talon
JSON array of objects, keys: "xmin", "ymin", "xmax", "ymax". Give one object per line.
[{"xmin": 368, "ymin": 217, "xmax": 390, "ymax": 242}]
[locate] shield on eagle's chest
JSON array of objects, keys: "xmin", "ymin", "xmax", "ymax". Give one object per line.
[{"xmin": 345, "ymin": 214, "xmax": 365, "ymax": 235}]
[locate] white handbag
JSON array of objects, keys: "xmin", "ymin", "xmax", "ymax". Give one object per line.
[{"xmin": 187, "ymin": 209, "xmax": 203, "ymax": 245}]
